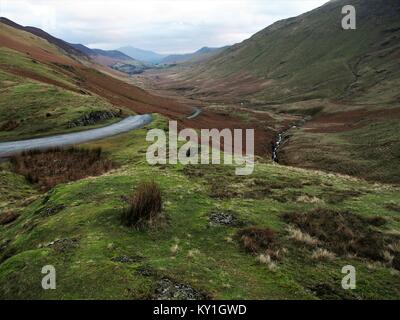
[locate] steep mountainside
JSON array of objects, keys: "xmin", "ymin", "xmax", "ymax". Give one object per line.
[
  {"xmin": 0, "ymin": 17, "xmax": 88, "ymax": 59},
  {"xmin": 175, "ymin": 0, "xmax": 400, "ymax": 104},
  {"xmin": 0, "ymin": 19, "xmax": 193, "ymax": 140}
]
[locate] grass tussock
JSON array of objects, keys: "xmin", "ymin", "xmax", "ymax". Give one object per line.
[
  {"xmin": 286, "ymin": 225, "xmax": 319, "ymax": 246},
  {"xmin": 11, "ymin": 147, "xmax": 115, "ymax": 190},
  {"xmin": 311, "ymin": 248, "xmax": 336, "ymax": 261},
  {"xmin": 121, "ymin": 181, "xmax": 164, "ymax": 229},
  {"xmin": 283, "ymin": 208, "xmax": 396, "ymax": 263},
  {"xmin": 236, "ymin": 227, "xmax": 278, "ymax": 257},
  {"xmin": 0, "ymin": 210, "xmax": 19, "ymax": 225}
]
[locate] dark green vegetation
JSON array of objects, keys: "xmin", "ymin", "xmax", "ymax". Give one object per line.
[{"xmin": 0, "ymin": 118, "xmax": 399, "ymax": 299}]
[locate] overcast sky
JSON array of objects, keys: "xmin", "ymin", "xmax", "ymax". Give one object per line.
[{"xmin": 1, "ymin": 0, "xmax": 328, "ymax": 54}]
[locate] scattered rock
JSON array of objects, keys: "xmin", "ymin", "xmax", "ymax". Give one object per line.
[
  {"xmin": 39, "ymin": 204, "xmax": 65, "ymax": 217},
  {"xmin": 42, "ymin": 238, "xmax": 79, "ymax": 253},
  {"xmin": 154, "ymin": 278, "xmax": 207, "ymax": 300},
  {"xmin": 136, "ymin": 265, "xmax": 156, "ymax": 277},
  {"xmin": 209, "ymin": 211, "xmax": 244, "ymax": 227},
  {"xmin": 111, "ymin": 255, "xmax": 143, "ymax": 263},
  {"xmin": 67, "ymin": 110, "xmax": 121, "ymax": 128}
]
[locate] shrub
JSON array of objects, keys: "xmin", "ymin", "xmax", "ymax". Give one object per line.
[
  {"xmin": 11, "ymin": 147, "xmax": 115, "ymax": 190},
  {"xmin": 0, "ymin": 211, "xmax": 20, "ymax": 225},
  {"xmin": 282, "ymin": 208, "xmax": 393, "ymax": 262},
  {"xmin": 122, "ymin": 181, "xmax": 163, "ymax": 229},
  {"xmin": 236, "ymin": 227, "xmax": 275, "ymax": 255}
]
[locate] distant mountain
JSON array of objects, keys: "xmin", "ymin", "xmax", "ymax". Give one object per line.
[
  {"xmin": 90, "ymin": 49, "xmax": 133, "ymax": 61},
  {"xmin": 70, "ymin": 43, "xmax": 151, "ymax": 75},
  {"xmin": 0, "ymin": 17, "xmax": 87, "ymax": 58},
  {"xmin": 70, "ymin": 43, "xmax": 131, "ymax": 60},
  {"xmin": 118, "ymin": 46, "xmax": 167, "ymax": 64},
  {"xmin": 161, "ymin": 46, "xmax": 227, "ymax": 65}
]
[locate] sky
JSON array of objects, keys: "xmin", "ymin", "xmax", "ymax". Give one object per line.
[{"xmin": 0, "ymin": 0, "xmax": 328, "ymax": 54}]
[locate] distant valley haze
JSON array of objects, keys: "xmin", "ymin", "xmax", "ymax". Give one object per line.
[{"xmin": 0, "ymin": 0, "xmax": 328, "ymax": 55}]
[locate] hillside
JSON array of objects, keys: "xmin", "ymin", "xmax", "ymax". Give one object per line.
[
  {"xmin": 0, "ymin": 19, "xmax": 195, "ymax": 140},
  {"xmin": 1, "ymin": 4, "xmax": 400, "ymax": 301},
  {"xmin": 170, "ymin": 0, "xmax": 400, "ymax": 104},
  {"xmin": 0, "ymin": 17, "xmax": 88, "ymax": 59},
  {"xmin": 141, "ymin": 0, "xmax": 400, "ymax": 184},
  {"xmin": 1, "ymin": 115, "xmax": 400, "ymax": 299}
]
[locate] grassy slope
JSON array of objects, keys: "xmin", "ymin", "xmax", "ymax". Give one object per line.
[
  {"xmin": 0, "ymin": 117, "xmax": 399, "ymax": 299},
  {"xmin": 281, "ymin": 117, "xmax": 400, "ymax": 184},
  {"xmin": 182, "ymin": 0, "xmax": 400, "ymax": 104},
  {"xmin": 0, "ymin": 69, "xmax": 123, "ymax": 141},
  {"xmin": 0, "ymin": 35, "xmax": 128, "ymax": 140}
]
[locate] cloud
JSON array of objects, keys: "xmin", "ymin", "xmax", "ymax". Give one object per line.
[{"xmin": 1, "ymin": 0, "xmax": 328, "ymax": 53}]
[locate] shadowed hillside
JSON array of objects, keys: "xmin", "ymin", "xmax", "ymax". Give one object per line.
[{"xmin": 170, "ymin": 0, "xmax": 400, "ymax": 104}]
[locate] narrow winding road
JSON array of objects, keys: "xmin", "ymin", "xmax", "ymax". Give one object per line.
[
  {"xmin": 186, "ymin": 107, "xmax": 202, "ymax": 120},
  {"xmin": 0, "ymin": 114, "xmax": 152, "ymax": 158}
]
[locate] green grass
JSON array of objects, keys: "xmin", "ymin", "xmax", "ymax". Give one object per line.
[
  {"xmin": 0, "ymin": 69, "xmax": 125, "ymax": 140},
  {"xmin": 0, "ymin": 47, "xmax": 75, "ymax": 89},
  {"xmin": 281, "ymin": 119, "xmax": 400, "ymax": 184},
  {"xmin": 0, "ymin": 117, "xmax": 399, "ymax": 299}
]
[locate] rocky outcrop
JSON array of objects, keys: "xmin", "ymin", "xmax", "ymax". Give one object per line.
[{"xmin": 67, "ymin": 110, "xmax": 121, "ymax": 128}]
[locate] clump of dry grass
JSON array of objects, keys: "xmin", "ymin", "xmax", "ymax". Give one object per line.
[
  {"xmin": 236, "ymin": 227, "xmax": 277, "ymax": 257},
  {"xmin": 0, "ymin": 119, "xmax": 19, "ymax": 131},
  {"xmin": 286, "ymin": 225, "xmax": 319, "ymax": 246},
  {"xmin": 311, "ymin": 248, "xmax": 336, "ymax": 261},
  {"xmin": 283, "ymin": 208, "xmax": 395, "ymax": 262},
  {"xmin": 11, "ymin": 147, "xmax": 115, "ymax": 190},
  {"xmin": 0, "ymin": 210, "xmax": 20, "ymax": 225},
  {"xmin": 296, "ymin": 195, "xmax": 324, "ymax": 204},
  {"xmin": 257, "ymin": 254, "xmax": 277, "ymax": 270},
  {"xmin": 388, "ymin": 241, "xmax": 400, "ymax": 253},
  {"xmin": 382, "ymin": 250, "xmax": 394, "ymax": 264},
  {"xmin": 121, "ymin": 181, "xmax": 163, "ymax": 229}
]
